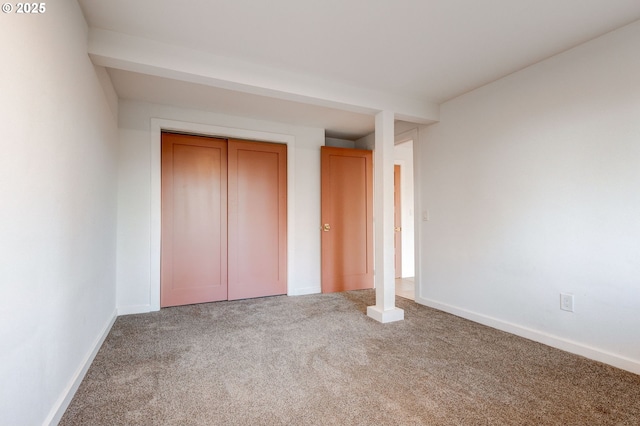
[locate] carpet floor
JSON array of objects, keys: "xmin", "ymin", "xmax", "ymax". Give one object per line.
[{"xmin": 60, "ymin": 290, "xmax": 640, "ymax": 425}]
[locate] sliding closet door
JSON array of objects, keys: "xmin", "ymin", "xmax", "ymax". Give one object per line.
[
  {"xmin": 227, "ymin": 139, "xmax": 287, "ymax": 300},
  {"xmin": 161, "ymin": 133, "xmax": 228, "ymax": 307}
]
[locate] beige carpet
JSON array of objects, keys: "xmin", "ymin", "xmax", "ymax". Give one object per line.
[{"xmin": 61, "ymin": 290, "xmax": 640, "ymax": 425}]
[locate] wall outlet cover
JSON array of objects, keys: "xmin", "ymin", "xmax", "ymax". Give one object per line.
[{"xmin": 560, "ymin": 293, "xmax": 574, "ymax": 312}]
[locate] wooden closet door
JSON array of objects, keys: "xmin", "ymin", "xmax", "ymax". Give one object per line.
[
  {"xmin": 227, "ymin": 140, "xmax": 287, "ymax": 300},
  {"xmin": 161, "ymin": 133, "xmax": 228, "ymax": 307}
]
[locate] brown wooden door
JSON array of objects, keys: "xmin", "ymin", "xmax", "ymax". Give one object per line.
[
  {"xmin": 161, "ymin": 133, "xmax": 228, "ymax": 307},
  {"xmin": 227, "ymin": 139, "xmax": 287, "ymax": 300},
  {"xmin": 394, "ymin": 164, "xmax": 402, "ymax": 278},
  {"xmin": 321, "ymin": 146, "xmax": 373, "ymax": 293}
]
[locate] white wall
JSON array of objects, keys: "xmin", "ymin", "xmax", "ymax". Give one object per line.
[
  {"xmin": 0, "ymin": 1, "xmax": 119, "ymax": 424},
  {"xmin": 355, "ymin": 132, "xmax": 374, "ymax": 150},
  {"xmin": 418, "ymin": 21, "xmax": 640, "ymax": 373},
  {"xmin": 325, "ymin": 137, "xmax": 355, "ymax": 148},
  {"xmin": 117, "ymin": 100, "xmax": 325, "ymax": 313}
]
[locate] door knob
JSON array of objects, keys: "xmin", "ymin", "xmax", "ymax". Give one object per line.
[
  {"xmin": 394, "ymin": 227, "xmax": 401, "ymax": 232},
  {"xmin": 322, "ymin": 224, "xmax": 331, "ymax": 232}
]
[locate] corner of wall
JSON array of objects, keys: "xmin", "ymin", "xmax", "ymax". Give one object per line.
[
  {"xmin": 355, "ymin": 132, "xmax": 374, "ymax": 150},
  {"xmin": 93, "ymin": 65, "xmax": 118, "ymax": 121},
  {"xmin": 45, "ymin": 309, "xmax": 118, "ymax": 426}
]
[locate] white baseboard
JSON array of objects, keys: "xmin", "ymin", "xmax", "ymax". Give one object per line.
[
  {"xmin": 117, "ymin": 304, "xmax": 152, "ymax": 316},
  {"xmin": 415, "ymin": 296, "xmax": 640, "ymax": 376},
  {"xmin": 288, "ymin": 286, "xmax": 321, "ymax": 296},
  {"xmin": 45, "ymin": 309, "xmax": 117, "ymax": 426}
]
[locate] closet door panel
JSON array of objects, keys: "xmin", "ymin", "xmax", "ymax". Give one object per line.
[
  {"xmin": 161, "ymin": 133, "xmax": 228, "ymax": 307},
  {"xmin": 228, "ymin": 140, "xmax": 287, "ymax": 300}
]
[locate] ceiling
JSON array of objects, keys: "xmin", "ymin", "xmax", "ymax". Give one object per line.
[{"xmin": 78, "ymin": 0, "xmax": 640, "ymax": 139}]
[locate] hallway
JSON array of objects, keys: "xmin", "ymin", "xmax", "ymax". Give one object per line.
[{"xmin": 395, "ymin": 277, "xmax": 415, "ymax": 300}]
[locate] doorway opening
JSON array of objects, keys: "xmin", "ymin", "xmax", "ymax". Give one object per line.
[{"xmin": 394, "ymin": 138, "xmax": 415, "ymax": 301}]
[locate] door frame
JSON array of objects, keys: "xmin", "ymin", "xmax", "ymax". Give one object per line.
[
  {"xmin": 149, "ymin": 118, "xmax": 296, "ymax": 311},
  {"xmin": 394, "ymin": 164, "xmax": 402, "ymax": 278},
  {"xmin": 394, "ymin": 128, "xmax": 420, "ymax": 301}
]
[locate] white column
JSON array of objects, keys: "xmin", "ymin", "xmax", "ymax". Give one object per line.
[{"xmin": 367, "ymin": 110, "xmax": 405, "ymax": 323}]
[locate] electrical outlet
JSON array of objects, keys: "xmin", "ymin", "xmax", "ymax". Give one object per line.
[{"xmin": 560, "ymin": 293, "xmax": 574, "ymax": 312}]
